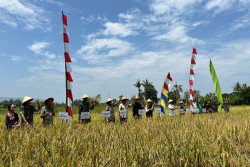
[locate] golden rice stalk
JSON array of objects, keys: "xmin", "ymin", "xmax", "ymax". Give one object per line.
[
  {"xmin": 119, "ymin": 94, "xmax": 123, "ymax": 99},
  {"xmin": 90, "ymin": 97, "xmax": 99, "ymax": 106},
  {"xmin": 36, "ymin": 99, "xmax": 41, "ymax": 110}
]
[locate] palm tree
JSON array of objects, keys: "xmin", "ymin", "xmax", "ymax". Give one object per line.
[
  {"xmin": 142, "ymin": 79, "xmax": 153, "ymax": 88},
  {"xmin": 133, "ymin": 79, "xmax": 142, "ymax": 96}
]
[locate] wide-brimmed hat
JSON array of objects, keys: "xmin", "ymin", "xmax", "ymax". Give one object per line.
[
  {"xmin": 44, "ymin": 97, "xmax": 54, "ymax": 104},
  {"xmin": 81, "ymin": 94, "xmax": 89, "ymax": 99},
  {"xmin": 168, "ymin": 99, "xmax": 174, "ymax": 103},
  {"xmin": 147, "ymin": 99, "xmax": 152, "ymax": 103},
  {"xmin": 106, "ymin": 98, "xmax": 113, "ymax": 103},
  {"xmin": 22, "ymin": 96, "xmax": 34, "ymax": 104},
  {"xmin": 134, "ymin": 96, "xmax": 139, "ymax": 100},
  {"xmin": 179, "ymin": 101, "xmax": 183, "ymax": 104},
  {"xmin": 121, "ymin": 97, "xmax": 128, "ymax": 101}
]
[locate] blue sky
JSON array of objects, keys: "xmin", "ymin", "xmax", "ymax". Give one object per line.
[{"xmin": 0, "ymin": 0, "xmax": 250, "ymax": 102}]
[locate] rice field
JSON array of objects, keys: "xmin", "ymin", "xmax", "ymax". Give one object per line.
[{"xmin": 0, "ymin": 106, "xmax": 249, "ymax": 166}]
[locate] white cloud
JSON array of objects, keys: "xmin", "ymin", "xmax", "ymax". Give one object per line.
[
  {"xmin": 230, "ymin": 12, "xmax": 250, "ymax": 31},
  {"xmin": 77, "ymin": 38, "xmax": 133, "ymax": 64},
  {"xmin": 0, "ymin": 0, "xmax": 50, "ymax": 30},
  {"xmin": 150, "ymin": 0, "xmax": 202, "ymax": 15},
  {"xmin": 28, "ymin": 41, "xmax": 56, "ymax": 59},
  {"xmin": 205, "ymin": 0, "xmax": 235, "ymax": 14},
  {"xmin": 103, "ymin": 22, "xmax": 137, "ymax": 37}
]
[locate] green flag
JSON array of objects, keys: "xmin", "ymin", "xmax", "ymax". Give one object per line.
[
  {"xmin": 209, "ymin": 60, "xmax": 223, "ymax": 110},
  {"xmin": 196, "ymin": 98, "xmax": 202, "ymax": 114}
]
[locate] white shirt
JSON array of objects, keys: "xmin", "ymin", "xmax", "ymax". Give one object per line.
[{"xmin": 168, "ymin": 104, "xmax": 175, "ymax": 116}]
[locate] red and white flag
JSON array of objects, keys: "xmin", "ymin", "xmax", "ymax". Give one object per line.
[
  {"xmin": 189, "ymin": 48, "xmax": 197, "ymax": 114},
  {"xmin": 62, "ymin": 12, "xmax": 73, "ymax": 117}
]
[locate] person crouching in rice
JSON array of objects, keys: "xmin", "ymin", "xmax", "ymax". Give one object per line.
[
  {"xmin": 132, "ymin": 96, "xmax": 143, "ymax": 119},
  {"xmin": 119, "ymin": 97, "xmax": 132, "ymax": 124},
  {"xmin": 145, "ymin": 99, "xmax": 154, "ymax": 118},
  {"xmin": 105, "ymin": 97, "xmax": 120, "ymax": 123},
  {"xmin": 178, "ymin": 101, "xmax": 185, "ymax": 116},
  {"xmin": 20, "ymin": 96, "xmax": 41, "ymax": 126},
  {"xmin": 40, "ymin": 97, "xmax": 55, "ymax": 126},
  {"xmin": 6, "ymin": 104, "xmax": 20, "ymax": 129},
  {"xmin": 79, "ymin": 94, "xmax": 94, "ymax": 124}
]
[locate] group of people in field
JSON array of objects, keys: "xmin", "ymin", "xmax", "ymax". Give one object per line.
[{"xmin": 5, "ymin": 94, "xmax": 230, "ymax": 129}]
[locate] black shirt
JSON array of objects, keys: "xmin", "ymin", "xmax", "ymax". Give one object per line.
[{"xmin": 132, "ymin": 102, "xmax": 143, "ymax": 116}]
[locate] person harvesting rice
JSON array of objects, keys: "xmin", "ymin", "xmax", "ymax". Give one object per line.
[
  {"xmin": 145, "ymin": 99, "xmax": 154, "ymax": 118},
  {"xmin": 40, "ymin": 97, "xmax": 55, "ymax": 126},
  {"xmin": 119, "ymin": 97, "xmax": 132, "ymax": 124},
  {"xmin": 132, "ymin": 96, "xmax": 143, "ymax": 119},
  {"xmin": 105, "ymin": 97, "xmax": 120, "ymax": 123},
  {"xmin": 79, "ymin": 94, "xmax": 96, "ymax": 124},
  {"xmin": 168, "ymin": 99, "xmax": 178, "ymax": 117},
  {"xmin": 20, "ymin": 96, "xmax": 41, "ymax": 126}
]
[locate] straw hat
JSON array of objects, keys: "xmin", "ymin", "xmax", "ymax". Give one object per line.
[
  {"xmin": 81, "ymin": 94, "xmax": 89, "ymax": 99},
  {"xmin": 44, "ymin": 97, "xmax": 54, "ymax": 104},
  {"xmin": 22, "ymin": 96, "xmax": 34, "ymax": 104},
  {"xmin": 134, "ymin": 96, "xmax": 139, "ymax": 100},
  {"xmin": 121, "ymin": 97, "xmax": 128, "ymax": 101},
  {"xmin": 168, "ymin": 99, "xmax": 174, "ymax": 103},
  {"xmin": 179, "ymin": 101, "xmax": 183, "ymax": 104},
  {"xmin": 147, "ymin": 99, "xmax": 152, "ymax": 103},
  {"xmin": 106, "ymin": 98, "xmax": 113, "ymax": 103}
]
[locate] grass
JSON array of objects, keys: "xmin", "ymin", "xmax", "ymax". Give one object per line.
[{"xmin": 0, "ymin": 105, "xmax": 249, "ymax": 166}]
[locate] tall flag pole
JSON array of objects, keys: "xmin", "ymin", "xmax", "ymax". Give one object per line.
[
  {"xmin": 189, "ymin": 48, "xmax": 197, "ymax": 115},
  {"xmin": 209, "ymin": 59, "xmax": 223, "ymax": 110},
  {"xmin": 160, "ymin": 72, "xmax": 172, "ymax": 114},
  {"xmin": 62, "ymin": 11, "xmax": 73, "ymax": 124}
]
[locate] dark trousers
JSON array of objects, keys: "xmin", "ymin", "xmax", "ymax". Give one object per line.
[
  {"xmin": 146, "ymin": 111, "xmax": 153, "ymax": 118},
  {"xmin": 120, "ymin": 118, "xmax": 127, "ymax": 124}
]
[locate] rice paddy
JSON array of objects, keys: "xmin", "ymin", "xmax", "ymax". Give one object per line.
[{"xmin": 0, "ymin": 106, "xmax": 249, "ymax": 166}]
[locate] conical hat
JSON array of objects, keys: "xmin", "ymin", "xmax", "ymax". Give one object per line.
[
  {"xmin": 106, "ymin": 98, "xmax": 113, "ymax": 103},
  {"xmin": 147, "ymin": 99, "xmax": 152, "ymax": 103},
  {"xmin": 134, "ymin": 96, "xmax": 139, "ymax": 100},
  {"xmin": 22, "ymin": 96, "xmax": 34, "ymax": 104},
  {"xmin": 121, "ymin": 97, "xmax": 128, "ymax": 101},
  {"xmin": 44, "ymin": 97, "xmax": 54, "ymax": 104},
  {"xmin": 168, "ymin": 99, "xmax": 174, "ymax": 103},
  {"xmin": 81, "ymin": 94, "xmax": 89, "ymax": 99},
  {"xmin": 179, "ymin": 101, "xmax": 183, "ymax": 104}
]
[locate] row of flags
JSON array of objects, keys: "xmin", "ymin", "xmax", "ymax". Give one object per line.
[
  {"xmin": 159, "ymin": 48, "xmax": 223, "ymax": 114},
  {"xmin": 61, "ymin": 12, "xmax": 223, "ymax": 117}
]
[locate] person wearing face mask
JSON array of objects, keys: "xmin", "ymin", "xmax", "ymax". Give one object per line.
[
  {"xmin": 5, "ymin": 104, "xmax": 20, "ymax": 129},
  {"xmin": 40, "ymin": 97, "xmax": 55, "ymax": 126}
]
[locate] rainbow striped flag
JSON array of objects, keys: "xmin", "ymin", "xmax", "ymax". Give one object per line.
[{"xmin": 160, "ymin": 73, "xmax": 172, "ymax": 114}]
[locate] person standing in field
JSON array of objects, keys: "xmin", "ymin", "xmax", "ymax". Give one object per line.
[
  {"xmin": 178, "ymin": 101, "xmax": 185, "ymax": 116},
  {"xmin": 222, "ymin": 102, "xmax": 230, "ymax": 113},
  {"xmin": 40, "ymin": 97, "xmax": 55, "ymax": 126},
  {"xmin": 132, "ymin": 96, "xmax": 143, "ymax": 119},
  {"xmin": 105, "ymin": 97, "xmax": 120, "ymax": 123},
  {"xmin": 119, "ymin": 97, "xmax": 132, "ymax": 124},
  {"xmin": 20, "ymin": 96, "xmax": 41, "ymax": 126},
  {"xmin": 5, "ymin": 104, "xmax": 20, "ymax": 129},
  {"xmin": 79, "ymin": 94, "xmax": 94, "ymax": 124},
  {"xmin": 145, "ymin": 99, "xmax": 154, "ymax": 118},
  {"xmin": 168, "ymin": 99, "xmax": 178, "ymax": 117},
  {"xmin": 206, "ymin": 100, "xmax": 213, "ymax": 113}
]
